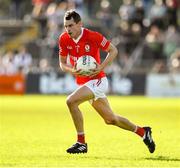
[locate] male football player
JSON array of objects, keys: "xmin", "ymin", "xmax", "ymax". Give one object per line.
[{"xmin": 59, "ymin": 10, "xmax": 155, "ymax": 154}]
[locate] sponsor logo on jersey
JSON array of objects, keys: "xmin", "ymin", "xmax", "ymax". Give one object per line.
[
  {"xmin": 70, "ymin": 55, "xmax": 78, "ymax": 62},
  {"xmin": 67, "ymin": 46, "xmax": 73, "ymax": 49}
]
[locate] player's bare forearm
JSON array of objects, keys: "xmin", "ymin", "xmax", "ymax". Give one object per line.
[
  {"xmin": 100, "ymin": 43, "xmax": 118, "ymax": 70},
  {"xmin": 60, "ymin": 62, "xmax": 73, "ymax": 73},
  {"xmin": 59, "ymin": 55, "xmax": 73, "ymax": 74},
  {"xmin": 59, "ymin": 56, "xmax": 87, "ymax": 76},
  {"xmin": 60, "ymin": 62, "xmax": 83, "ymax": 76},
  {"xmin": 88, "ymin": 43, "xmax": 118, "ymax": 78}
]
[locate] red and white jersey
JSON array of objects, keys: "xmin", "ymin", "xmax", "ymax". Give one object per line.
[{"xmin": 59, "ymin": 28, "xmax": 110, "ymax": 85}]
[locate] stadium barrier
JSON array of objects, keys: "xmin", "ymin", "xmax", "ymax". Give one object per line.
[
  {"xmin": 146, "ymin": 73, "xmax": 180, "ymax": 97},
  {"xmin": 1, "ymin": 72, "xmax": 180, "ymax": 96},
  {"xmin": 25, "ymin": 72, "xmax": 146, "ymax": 95},
  {"xmin": 0, "ymin": 73, "xmax": 25, "ymax": 94}
]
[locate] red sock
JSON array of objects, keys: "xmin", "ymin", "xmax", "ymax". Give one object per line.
[
  {"xmin": 77, "ymin": 133, "xmax": 85, "ymax": 144},
  {"xmin": 135, "ymin": 126, "xmax": 145, "ymax": 137}
]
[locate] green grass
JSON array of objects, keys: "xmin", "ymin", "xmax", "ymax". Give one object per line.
[{"xmin": 0, "ymin": 95, "xmax": 180, "ymax": 167}]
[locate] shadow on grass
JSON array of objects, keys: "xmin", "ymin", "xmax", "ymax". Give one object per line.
[
  {"xmin": 145, "ymin": 155, "xmax": 180, "ymax": 162},
  {"xmin": 83, "ymin": 156, "xmax": 125, "ymax": 161},
  {"xmin": 1, "ymin": 155, "xmax": 125, "ymax": 167}
]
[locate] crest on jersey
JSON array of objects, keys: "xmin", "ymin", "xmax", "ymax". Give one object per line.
[{"xmin": 85, "ymin": 44, "xmax": 90, "ymax": 52}]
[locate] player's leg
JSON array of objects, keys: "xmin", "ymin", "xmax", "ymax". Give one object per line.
[
  {"xmin": 66, "ymin": 85, "xmax": 94, "ymax": 153},
  {"xmin": 91, "ymin": 97, "xmax": 155, "ymax": 153},
  {"xmin": 91, "ymin": 97, "xmax": 136, "ymax": 131},
  {"xmin": 66, "ymin": 85, "xmax": 94, "ymax": 133}
]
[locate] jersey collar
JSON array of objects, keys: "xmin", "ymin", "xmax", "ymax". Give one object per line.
[{"xmin": 72, "ymin": 28, "xmax": 84, "ymax": 43}]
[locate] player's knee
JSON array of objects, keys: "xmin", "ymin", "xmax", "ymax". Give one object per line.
[
  {"xmin": 104, "ymin": 115, "xmax": 117, "ymax": 125},
  {"xmin": 66, "ymin": 96, "xmax": 76, "ymax": 107}
]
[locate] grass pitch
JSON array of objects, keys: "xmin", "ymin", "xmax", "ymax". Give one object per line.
[{"xmin": 0, "ymin": 95, "xmax": 180, "ymax": 167}]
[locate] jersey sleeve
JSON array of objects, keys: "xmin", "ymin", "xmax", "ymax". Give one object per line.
[
  {"xmin": 59, "ymin": 35, "xmax": 68, "ymax": 57},
  {"xmin": 94, "ymin": 32, "xmax": 110, "ymax": 51}
]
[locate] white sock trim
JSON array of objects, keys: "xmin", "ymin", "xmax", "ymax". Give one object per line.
[{"xmin": 134, "ymin": 126, "xmax": 138, "ymax": 133}]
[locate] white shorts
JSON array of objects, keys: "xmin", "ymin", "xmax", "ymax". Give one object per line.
[{"xmin": 83, "ymin": 77, "xmax": 108, "ymax": 101}]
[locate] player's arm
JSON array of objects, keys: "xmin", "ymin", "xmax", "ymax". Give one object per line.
[
  {"xmin": 59, "ymin": 36, "xmax": 83, "ymax": 75},
  {"xmin": 100, "ymin": 43, "xmax": 118, "ymax": 70},
  {"xmin": 89, "ymin": 43, "xmax": 118, "ymax": 77},
  {"xmin": 59, "ymin": 55, "xmax": 73, "ymax": 73},
  {"xmin": 59, "ymin": 55, "xmax": 83, "ymax": 76}
]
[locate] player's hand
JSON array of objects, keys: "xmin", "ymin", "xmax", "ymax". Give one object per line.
[
  {"xmin": 72, "ymin": 65, "xmax": 87, "ymax": 76},
  {"xmin": 72, "ymin": 68, "xmax": 84, "ymax": 76},
  {"xmin": 88, "ymin": 63, "xmax": 103, "ymax": 78}
]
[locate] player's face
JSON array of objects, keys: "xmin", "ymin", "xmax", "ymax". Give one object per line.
[{"xmin": 64, "ymin": 18, "xmax": 82, "ymax": 39}]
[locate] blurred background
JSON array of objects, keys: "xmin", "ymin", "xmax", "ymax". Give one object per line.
[{"xmin": 0, "ymin": 0, "xmax": 180, "ymax": 96}]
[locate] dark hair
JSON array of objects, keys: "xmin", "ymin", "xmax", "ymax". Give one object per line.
[{"xmin": 64, "ymin": 10, "xmax": 81, "ymax": 23}]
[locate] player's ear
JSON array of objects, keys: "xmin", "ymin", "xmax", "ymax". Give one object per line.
[{"xmin": 78, "ymin": 21, "xmax": 83, "ymax": 27}]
